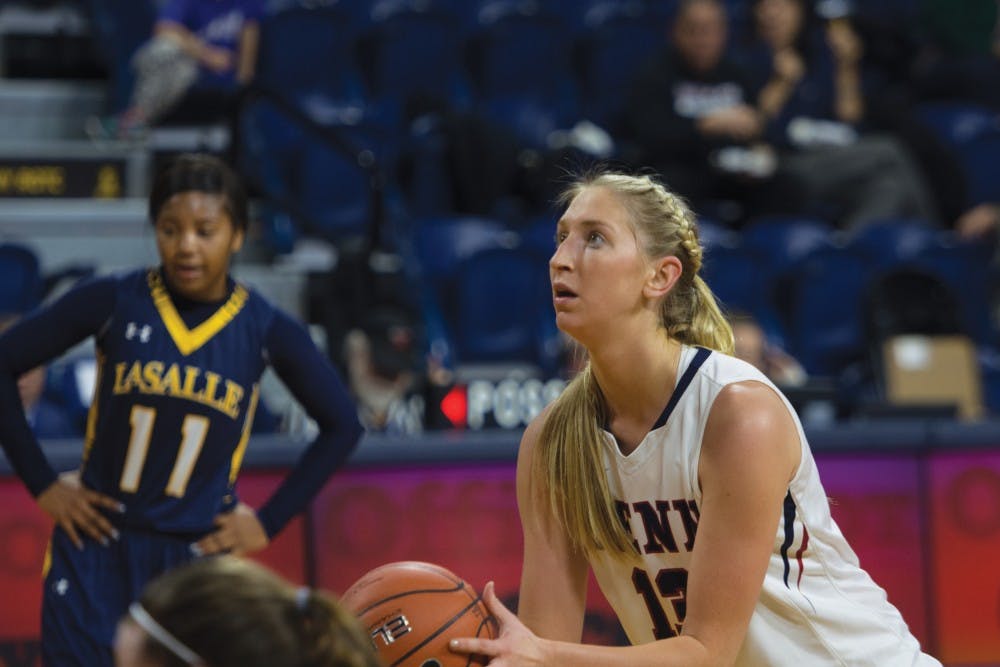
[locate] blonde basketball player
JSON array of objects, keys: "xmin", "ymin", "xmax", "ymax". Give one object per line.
[{"xmin": 449, "ymin": 170, "xmax": 940, "ymax": 665}]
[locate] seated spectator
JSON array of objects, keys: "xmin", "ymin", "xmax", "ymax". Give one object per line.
[
  {"xmin": 740, "ymin": 0, "xmax": 940, "ymax": 230},
  {"xmin": 731, "ymin": 312, "xmax": 807, "ymax": 387},
  {"xmin": 88, "ymin": 0, "xmax": 265, "ymax": 140},
  {"xmin": 114, "ymin": 555, "xmax": 381, "ymax": 667},
  {"xmin": 623, "ymin": 0, "xmax": 791, "ymax": 225}
]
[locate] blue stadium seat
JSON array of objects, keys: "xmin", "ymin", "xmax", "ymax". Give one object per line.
[
  {"xmin": 917, "ymin": 102, "xmax": 1000, "ymax": 206},
  {"xmin": 843, "ymin": 218, "xmax": 941, "ymax": 271},
  {"xmin": 0, "ymin": 243, "xmax": 43, "ymax": 316},
  {"xmin": 701, "ymin": 243, "xmax": 786, "ymax": 347},
  {"xmin": 913, "ymin": 238, "xmax": 996, "ymax": 345},
  {"xmin": 412, "ymin": 215, "xmax": 515, "ymax": 283},
  {"xmin": 787, "ymin": 246, "xmax": 871, "ymax": 376},
  {"xmin": 452, "ymin": 245, "xmax": 559, "ymax": 370},
  {"xmin": 410, "ymin": 216, "xmax": 560, "ymax": 369},
  {"xmin": 741, "ymin": 216, "xmax": 836, "ymax": 277},
  {"xmin": 255, "ymin": 5, "xmax": 365, "ymax": 106},
  {"xmin": 356, "ymin": 3, "xmax": 470, "ymax": 128},
  {"xmin": 574, "ymin": 2, "xmax": 662, "ymax": 131},
  {"xmin": 466, "ymin": 1, "xmax": 580, "ymax": 147}
]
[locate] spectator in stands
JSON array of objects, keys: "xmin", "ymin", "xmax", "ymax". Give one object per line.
[
  {"xmin": 740, "ymin": 0, "xmax": 940, "ymax": 230},
  {"xmin": 114, "ymin": 555, "xmax": 381, "ymax": 667},
  {"xmin": 87, "ymin": 0, "xmax": 265, "ymax": 140},
  {"xmin": 819, "ymin": 0, "xmax": 988, "ymax": 231},
  {"xmin": 730, "ymin": 311, "xmax": 806, "ymax": 388},
  {"xmin": 0, "ymin": 314, "xmax": 81, "ymax": 440},
  {"xmin": 624, "ymin": 0, "xmax": 790, "ymax": 226}
]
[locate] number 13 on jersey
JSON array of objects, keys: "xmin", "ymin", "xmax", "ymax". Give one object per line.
[{"xmin": 633, "ymin": 567, "xmax": 689, "ymax": 639}]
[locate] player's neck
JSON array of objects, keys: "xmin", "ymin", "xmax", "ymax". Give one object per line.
[{"xmin": 590, "ymin": 333, "xmax": 682, "ymax": 429}]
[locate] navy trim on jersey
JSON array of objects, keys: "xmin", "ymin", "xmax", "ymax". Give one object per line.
[
  {"xmin": 652, "ymin": 347, "xmax": 712, "ymax": 430},
  {"xmin": 781, "ymin": 490, "xmax": 796, "ymax": 587}
]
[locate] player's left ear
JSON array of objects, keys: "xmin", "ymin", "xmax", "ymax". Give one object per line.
[
  {"xmin": 230, "ymin": 227, "xmax": 245, "ymax": 254},
  {"xmin": 643, "ymin": 255, "xmax": 683, "ymax": 300}
]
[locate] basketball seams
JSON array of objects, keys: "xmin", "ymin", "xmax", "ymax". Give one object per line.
[
  {"xmin": 389, "ymin": 594, "xmax": 487, "ymax": 667},
  {"xmin": 354, "ymin": 582, "xmax": 467, "ymax": 616},
  {"xmin": 344, "ymin": 561, "xmax": 496, "ymax": 667}
]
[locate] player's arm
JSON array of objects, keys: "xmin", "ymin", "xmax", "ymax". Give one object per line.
[
  {"xmin": 453, "ymin": 381, "xmax": 800, "ymax": 666},
  {"xmin": 0, "ymin": 277, "xmax": 122, "ymax": 546},
  {"xmin": 251, "ymin": 311, "xmax": 364, "ymax": 538},
  {"xmin": 235, "ymin": 18, "xmax": 260, "ymax": 84},
  {"xmin": 677, "ymin": 380, "xmax": 801, "ymax": 662},
  {"xmin": 515, "ymin": 407, "xmax": 590, "ymax": 642}
]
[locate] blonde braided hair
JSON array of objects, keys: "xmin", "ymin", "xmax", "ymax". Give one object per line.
[{"xmin": 539, "ymin": 169, "xmax": 734, "ymax": 563}]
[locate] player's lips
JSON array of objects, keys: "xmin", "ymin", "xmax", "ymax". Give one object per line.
[
  {"xmin": 552, "ymin": 281, "xmax": 578, "ymax": 305},
  {"xmin": 172, "ymin": 265, "xmax": 202, "ymax": 280}
]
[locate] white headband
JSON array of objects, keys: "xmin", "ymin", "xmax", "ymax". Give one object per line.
[{"xmin": 128, "ymin": 602, "xmax": 204, "ymax": 666}]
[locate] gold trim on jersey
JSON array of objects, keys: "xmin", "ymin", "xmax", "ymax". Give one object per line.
[
  {"xmin": 147, "ymin": 270, "xmax": 249, "ymax": 356},
  {"xmin": 42, "ymin": 539, "xmax": 51, "ymax": 579},
  {"xmin": 228, "ymin": 384, "xmax": 260, "ymax": 485},
  {"xmin": 81, "ymin": 349, "xmax": 106, "ymax": 465}
]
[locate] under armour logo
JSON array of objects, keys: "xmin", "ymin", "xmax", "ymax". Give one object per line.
[
  {"xmin": 126, "ymin": 322, "xmax": 152, "ymax": 343},
  {"xmin": 54, "ymin": 578, "xmax": 69, "ymax": 596}
]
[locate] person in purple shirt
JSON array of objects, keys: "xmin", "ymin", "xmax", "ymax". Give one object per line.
[{"xmin": 87, "ymin": 0, "xmax": 265, "ymax": 140}]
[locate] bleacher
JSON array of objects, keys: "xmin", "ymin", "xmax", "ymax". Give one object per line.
[{"xmin": 0, "ymin": 0, "xmax": 997, "ymax": 426}]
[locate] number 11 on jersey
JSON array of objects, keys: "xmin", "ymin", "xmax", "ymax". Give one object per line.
[{"xmin": 120, "ymin": 405, "xmax": 209, "ymax": 497}]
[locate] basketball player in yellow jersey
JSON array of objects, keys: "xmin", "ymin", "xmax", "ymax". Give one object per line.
[{"xmin": 450, "ymin": 170, "xmax": 941, "ymax": 665}]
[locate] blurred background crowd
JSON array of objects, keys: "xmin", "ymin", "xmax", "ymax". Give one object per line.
[{"xmin": 0, "ymin": 0, "xmax": 998, "ymax": 436}]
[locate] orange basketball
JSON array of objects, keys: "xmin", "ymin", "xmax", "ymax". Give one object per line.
[{"xmin": 341, "ymin": 561, "xmax": 498, "ymax": 667}]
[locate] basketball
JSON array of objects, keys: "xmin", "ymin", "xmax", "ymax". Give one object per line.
[{"xmin": 341, "ymin": 561, "xmax": 498, "ymax": 667}]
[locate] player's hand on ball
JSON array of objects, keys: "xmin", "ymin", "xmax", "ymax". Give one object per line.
[
  {"xmin": 37, "ymin": 471, "xmax": 124, "ymax": 550},
  {"xmin": 449, "ymin": 582, "xmax": 548, "ymax": 666},
  {"xmin": 193, "ymin": 502, "xmax": 269, "ymax": 556}
]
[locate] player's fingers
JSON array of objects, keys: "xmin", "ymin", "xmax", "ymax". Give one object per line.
[
  {"xmin": 193, "ymin": 531, "xmax": 232, "ymax": 556},
  {"xmin": 74, "ymin": 507, "xmax": 113, "ymax": 546},
  {"xmin": 60, "ymin": 520, "xmax": 84, "ymax": 551},
  {"xmin": 481, "ymin": 581, "xmax": 514, "ymax": 623},
  {"xmin": 448, "ymin": 637, "xmax": 500, "ymax": 657},
  {"xmin": 87, "ymin": 491, "xmax": 126, "ymax": 514}
]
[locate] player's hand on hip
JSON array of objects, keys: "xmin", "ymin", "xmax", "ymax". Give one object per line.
[
  {"xmin": 193, "ymin": 502, "xmax": 269, "ymax": 557},
  {"xmin": 449, "ymin": 581, "xmax": 548, "ymax": 666},
  {"xmin": 37, "ymin": 471, "xmax": 124, "ymax": 550}
]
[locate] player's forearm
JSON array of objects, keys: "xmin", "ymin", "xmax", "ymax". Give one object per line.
[{"xmin": 538, "ymin": 635, "xmax": 715, "ymax": 667}]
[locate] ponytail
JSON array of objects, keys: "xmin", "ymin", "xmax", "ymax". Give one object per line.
[
  {"xmin": 536, "ymin": 364, "xmax": 639, "ymax": 563},
  {"xmin": 541, "ymin": 169, "xmax": 735, "ymax": 561}
]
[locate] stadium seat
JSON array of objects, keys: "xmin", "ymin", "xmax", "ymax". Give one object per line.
[
  {"xmin": 913, "ymin": 238, "xmax": 997, "ymax": 346},
  {"xmin": 356, "ymin": 3, "xmax": 470, "ymax": 129},
  {"xmin": 466, "ymin": 1, "xmax": 580, "ymax": 147},
  {"xmin": 700, "ymin": 243, "xmax": 787, "ymax": 347},
  {"xmin": 255, "ymin": 5, "xmax": 365, "ymax": 107},
  {"xmin": 0, "ymin": 243, "xmax": 44, "ymax": 315},
  {"xmin": 573, "ymin": 2, "xmax": 662, "ymax": 132},
  {"xmin": 843, "ymin": 218, "xmax": 941, "ymax": 271},
  {"xmin": 917, "ymin": 102, "xmax": 1000, "ymax": 206},
  {"xmin": 452, "ymin": 245, "xmax": 560, "ymax": 370},
  {"xmin": 741, "ymin": 216, "xmax": 836, "ymax": 276},
  {"xmin": 787, "ymin": 246, "xmax": 871, "ymax": 376}
]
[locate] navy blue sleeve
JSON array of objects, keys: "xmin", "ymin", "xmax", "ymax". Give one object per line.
[
  {"xmin": 0, "ymin": 277, "xmax": 117, "ymax": 495},
  {"xmin": 255, "ymin": 310, "xmax": 363, "ymax": 538}
]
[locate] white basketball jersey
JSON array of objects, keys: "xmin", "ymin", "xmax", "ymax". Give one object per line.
[{"xmin": 589, "ymin": 346, "xmax": 940, "ymax": 666}]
